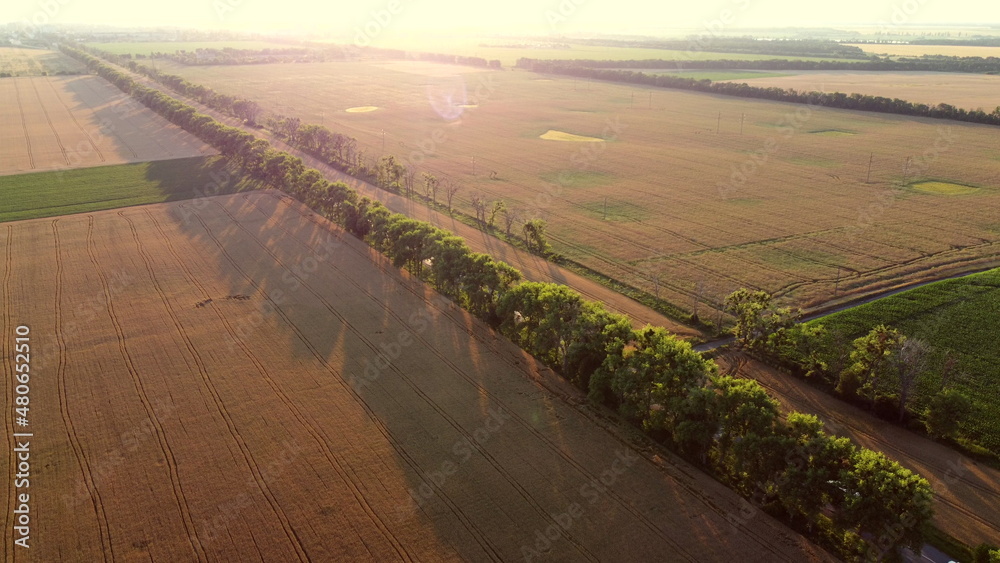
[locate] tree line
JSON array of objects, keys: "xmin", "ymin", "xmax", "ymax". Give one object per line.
[
  {"xmin": 516, "ymin": 59, "xmax": 1000, "ymax": 125},
  {"xmin": 122, "ymin": 43, "xmax": 501, "ymax": 69},
  {"xmin": 518, "ymin": 55, "xmax": 1000, "ymax": 73},
  {"xmin": 62, "ymin": 43, "xmax": 937, "ymax": 559},
  {"xmin": 574, "ymin": 37, "xmax": 870, "ymax": 59}
]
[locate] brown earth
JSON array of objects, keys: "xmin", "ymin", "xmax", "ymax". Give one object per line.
[
  {"xmin": 717, "ymin": 351, "xmax": 1000, "ymax": 549},
  {"xmin": 0, "ymin": 192, "xmax": 833, "ymax": 561},
  {"xmin": 0, "ymin": 76, "xmax": 215, "ymax": 176}
]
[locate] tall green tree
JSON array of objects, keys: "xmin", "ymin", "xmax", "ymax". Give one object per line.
[
  {"xmin": 838, "ymin": 325, "xmax": 904, "ymax": 408},
  {"xmin": 838, "ymin": 449, "xmax": 934, "ymax": 559}
]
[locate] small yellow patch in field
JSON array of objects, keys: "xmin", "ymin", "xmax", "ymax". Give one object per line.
[
  {"xmin": 911, "ymin": 181, "xmax": 980, "ymax": 195},
  {"xmin": 455, "ymin": 104, "xmax": 478, "ymax": 108},
  {"xmin": 808, "ymin": 129, "xmax": 856, "ymax": 136},
  {"xmin": 540, "ymin": 130, "xmax": 604, "ymax": 142},
  {"xmin": 345, "ymin": 106, "xmax": 379, "ymax": 113}
]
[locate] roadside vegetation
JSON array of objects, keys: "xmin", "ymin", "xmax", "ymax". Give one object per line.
[
  {"xmin": 60, "ymin": 42, "xmax": 945, "ymax": 560},
  {"xmin": 722, "ymin": 274, "xmax": 1000, "ymax": 460}
]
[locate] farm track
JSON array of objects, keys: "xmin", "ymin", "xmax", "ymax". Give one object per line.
[
  {"xmin": 140, "ymin": 208, "xmax": 423, "ymax": 562},
  {"xmin": 41, "ymin": 76, "xmax": 106, "ymax": 163},
  {"xmin": 52, "ymin": 220, "xmax": 115, "ymax": 562},
  {"xmin": 181, "ymin": 203, "xmax": 499, "ymax": 561},
  {"xmin": 26, "ymin": 77, "xmax": 71, "ymax": 166},
  {"xmin": 11, "ymin": 79, "xmax": 35, "ymax": 169},
  {"xmin": 118, "ymin": 211, "xmax": 310, "ymax": 562},
  {"xmin": 236, "ymin": 192, "xmax": 811, "ymax": 562},
  {"xmin": 205, "ymin": 200, "xmax": 605, "ymax": 561},
  {"xmin": 720, "ymin": 351, "xmax": 1000, "ymax": 547},
  {"xmin": 83, "ymin": 216, "xmax": 208, "ymax": 561}
]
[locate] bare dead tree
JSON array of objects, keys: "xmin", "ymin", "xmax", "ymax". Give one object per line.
[
  {"xmin": 502, "ymin": 206, "xmax": 523, "ymax": 237},
  {"xmin": 403, "ymin": 166, "xmax": 416, "ymax": 197},
  {"xmin": 444, "ymin": 179, "xmax": 461, "ymax": 213},
  {"xmin": 894, "ymin": 338, "xmax": 931, "ymax": 422},
  {"xmin": 470, "ymin": 192, "xmax": 488, "ymax": 224}
]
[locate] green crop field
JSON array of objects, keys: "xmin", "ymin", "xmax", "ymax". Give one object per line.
[
  {"xmin": 0, "ymin": 156, "xmax": 261, "ymax": 223},
  {"xmin": 154, "ymin": 59, "xmax": 1000, "ymax": 322},
  {"xmin": 809, "ymin": 268, "xmax": 1000, "ymax": 453},
  {"xmin": 85, "ymin": 40, "xmax": 290, "ymax": 55}
]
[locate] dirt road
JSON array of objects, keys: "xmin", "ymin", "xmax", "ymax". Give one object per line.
[{"xmin": 718, "ymin": 352, "xmax": 1000, "ymax": 549}]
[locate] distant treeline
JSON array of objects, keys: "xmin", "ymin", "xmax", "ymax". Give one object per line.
[
  {"xmin": 910, "ymin": 38, "xmax": 1000, "ymax": 47},
  {"xmin": 574, "ymin": 37, "xmax": 870, "ymax": 59},
  {"xmin": 516, "ymin": 59, "xmax": 1000, "ymax": 124},
  {"xmin": 128, "ymin": 44, "xmax": 501, "ymax": 69},
  {"xmin": 517, "ymin": 55, "xmax": 1000, "ymax": 73},
  {"xmin": 63, "ymin": 41, "xmax": 936, "ymax": 560}
]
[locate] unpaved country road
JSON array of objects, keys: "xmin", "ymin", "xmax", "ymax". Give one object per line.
[
  {"xmin": 717, "ymin": 351, "xmax": 1000, "ymax": 549},
  {"xmin": 121, "ymin": 69, "xmax": 703, "ymax": 340}
]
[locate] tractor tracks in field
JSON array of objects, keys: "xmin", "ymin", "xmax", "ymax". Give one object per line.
[
  {"xmin": 264, "ymin": 193, "xmax": 811, "ymax": 560},
  {"xmin": 52, "ymin": 220, "xmax": 116, "ymax": 562},
  {"xmin": 2, "ymin": 225, "xmax": 14, "ymax": 560},
  {"xmin": 237, "ymin": 193, "xmax": 808, "ymax": 561},
  {"xmin": 142, "ymin": 209, "xmax": 392, "ymax": 562},
  {"xmin": 180, "ymin": 206, "xmax": 454, "ymax": 562},
  {"xmin": 42, "ymin": 76, "xmax": 105, "ymax": 163},
  {"xmin": 11, "ymin": 79, "xmax": 35, "ymax": 170},
  {"xmin": 211, "ymin": 198, "xmax": 604, "ymax": 562},
  {"xmin": 84, "ymin": 216, "xmax": 208, "ymax": 562},
  {"xmin": 116, "ymin": 211, "xmax": 310, "ymax": 562},
  {"xmin": 25, "ymin": 77, "xmax": 70, "ymax": 166}
]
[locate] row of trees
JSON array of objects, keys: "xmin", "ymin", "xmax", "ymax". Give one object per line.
[
  {"xmin": 518, "ymin": 55, "xmax": 1000, "ymax": 74},
  {"xmin": 516, "ymin": 60, "xmax": 1000, "ymax": 126},
  {"xmin": 64, "ymin": 43, "xmax": 935, "ymax": 559},
  {"xmin": 77, "ymin": 44, "xmax": 554, "ymax": 257},
  {"xmin": 724, "ymin": 290, "xmax": 975, "ymax": 443},
  {"xmin": 574, "ymin": 37, "xmax": 870, "ymax": 59}
]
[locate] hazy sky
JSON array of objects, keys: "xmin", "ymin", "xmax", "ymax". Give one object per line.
[{"xmin": 5, "ymin": 0, "xmax": 999, "ymax": 36}]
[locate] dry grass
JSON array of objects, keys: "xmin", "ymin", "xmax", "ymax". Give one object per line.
[
  {"xmin": 0, "ymin": 47, "xmax": 87, "ymax": 76},
  {"xmin": 0, "ymin": 192, "xmax": 833, "ymax": 561},
  {"xmin": 0, "ymin": 76, "xmax": 214, "ymax": 176},
  {"xmin": 156, "ymin": 60, "xmax": 1000, "ymax": 318}
]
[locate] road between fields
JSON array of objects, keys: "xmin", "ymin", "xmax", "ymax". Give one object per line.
[
  {"xmin": 117, "ymin": 68, "xmax": 994, "ymax": 551},
  {"xmin": 717, "ymin": 351, "xmax": 1000, "ymax": 550},
  {"xmin": 119, "ymin": 69, "xmax": 702, "ymax": 340}
]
